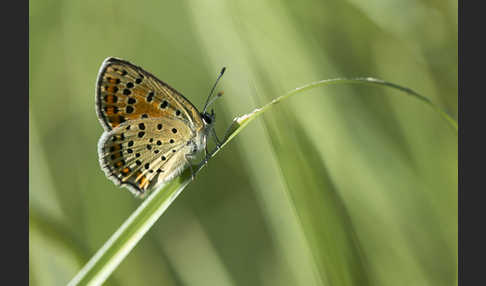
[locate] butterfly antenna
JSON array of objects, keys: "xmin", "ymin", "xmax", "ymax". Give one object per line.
[
  {"xmin": 206, "ymin": 91, "xmax": 224, "ymax": 110},
  {"xmin": 203, "ymin": 67, "xmax": 226, "ymax": 113}
]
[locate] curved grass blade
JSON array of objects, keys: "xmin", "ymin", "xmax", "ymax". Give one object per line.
[
  {"xmin": 230, "ymin": 77, "xmax": 457, "ymax": 136},
  {"xmin": 69, "ymin": 77, "xmax": 455, "ymax": 285}
]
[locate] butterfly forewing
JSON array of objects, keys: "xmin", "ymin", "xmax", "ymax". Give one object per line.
[
  {"xmin": 98, "ymin": 117, "xmax": 194, "ymax": 196},
  {"xmin": 96, "ymin": 57, "xmax": 204, "ymax": 132}
]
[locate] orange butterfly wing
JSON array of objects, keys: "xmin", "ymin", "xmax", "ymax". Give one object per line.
[{"xmin": 95, "ymin": 57, "xmax": 204, "ymax": 132}]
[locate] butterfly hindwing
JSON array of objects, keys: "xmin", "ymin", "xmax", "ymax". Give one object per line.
[
  {"xmin": 95, "ymin": 57, "xmax": 204, "ymax": 132},
  {"xmin": 98, "ymin": 117, "xmax": 194, "ymax": 196}
]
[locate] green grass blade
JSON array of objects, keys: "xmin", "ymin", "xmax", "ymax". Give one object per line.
[
  {"xmin": 69, "ymin": 77, "xmax": 454, "ymax": 285},
  {"xmin": 67, "ymin": 173, "xmax": 193, "ymax": 286},
  {"xmin": 231, "ymin": 77, "xmax": 457, "ymax": 134}
]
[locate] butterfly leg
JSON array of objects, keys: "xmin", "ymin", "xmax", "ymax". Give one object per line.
[
  {"xmin": 201, "ymin": 128, "xmax": 221, "ymax": 166},
  {"xmin": 185, "ymin": 154, "xmax": 196, "ymax": 180},
  {"xmin": 198, "ymin": 128, "xmax": 226, "ymax": 169},
  {"xmin": 210, "ymin": 128, "xmax": 222, "ymax": 150},
  {"xmin": 202, "ymin": 147, "xmax": 211, "ymax": 166}
]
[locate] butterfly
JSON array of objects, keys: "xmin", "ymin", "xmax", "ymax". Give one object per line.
[{"xmin": 96, "ymin": 57, "xmax": 225, "ymax": 197}]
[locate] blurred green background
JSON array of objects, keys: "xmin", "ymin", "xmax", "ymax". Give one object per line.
[{"xmin": 29, "ymin": 0, "xmax": 457, "ymax": 285}]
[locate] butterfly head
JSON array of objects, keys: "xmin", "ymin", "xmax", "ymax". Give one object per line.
[
  {"xmin": 201, "ymin": 89, "xmax": 222, "ymax": 129},
  {"xmin": 201, "ymin": 108, "xmax": 216, "ymax": 126}
]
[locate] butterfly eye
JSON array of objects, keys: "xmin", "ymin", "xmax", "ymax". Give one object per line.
[{"xmin": 202, "ymin": 113, "xmax": 212, "ymax": 124}]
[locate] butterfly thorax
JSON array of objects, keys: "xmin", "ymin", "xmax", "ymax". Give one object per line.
[{"xmin": 188, "ymin": 111, "xmax": 215, "ymax": 158}]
